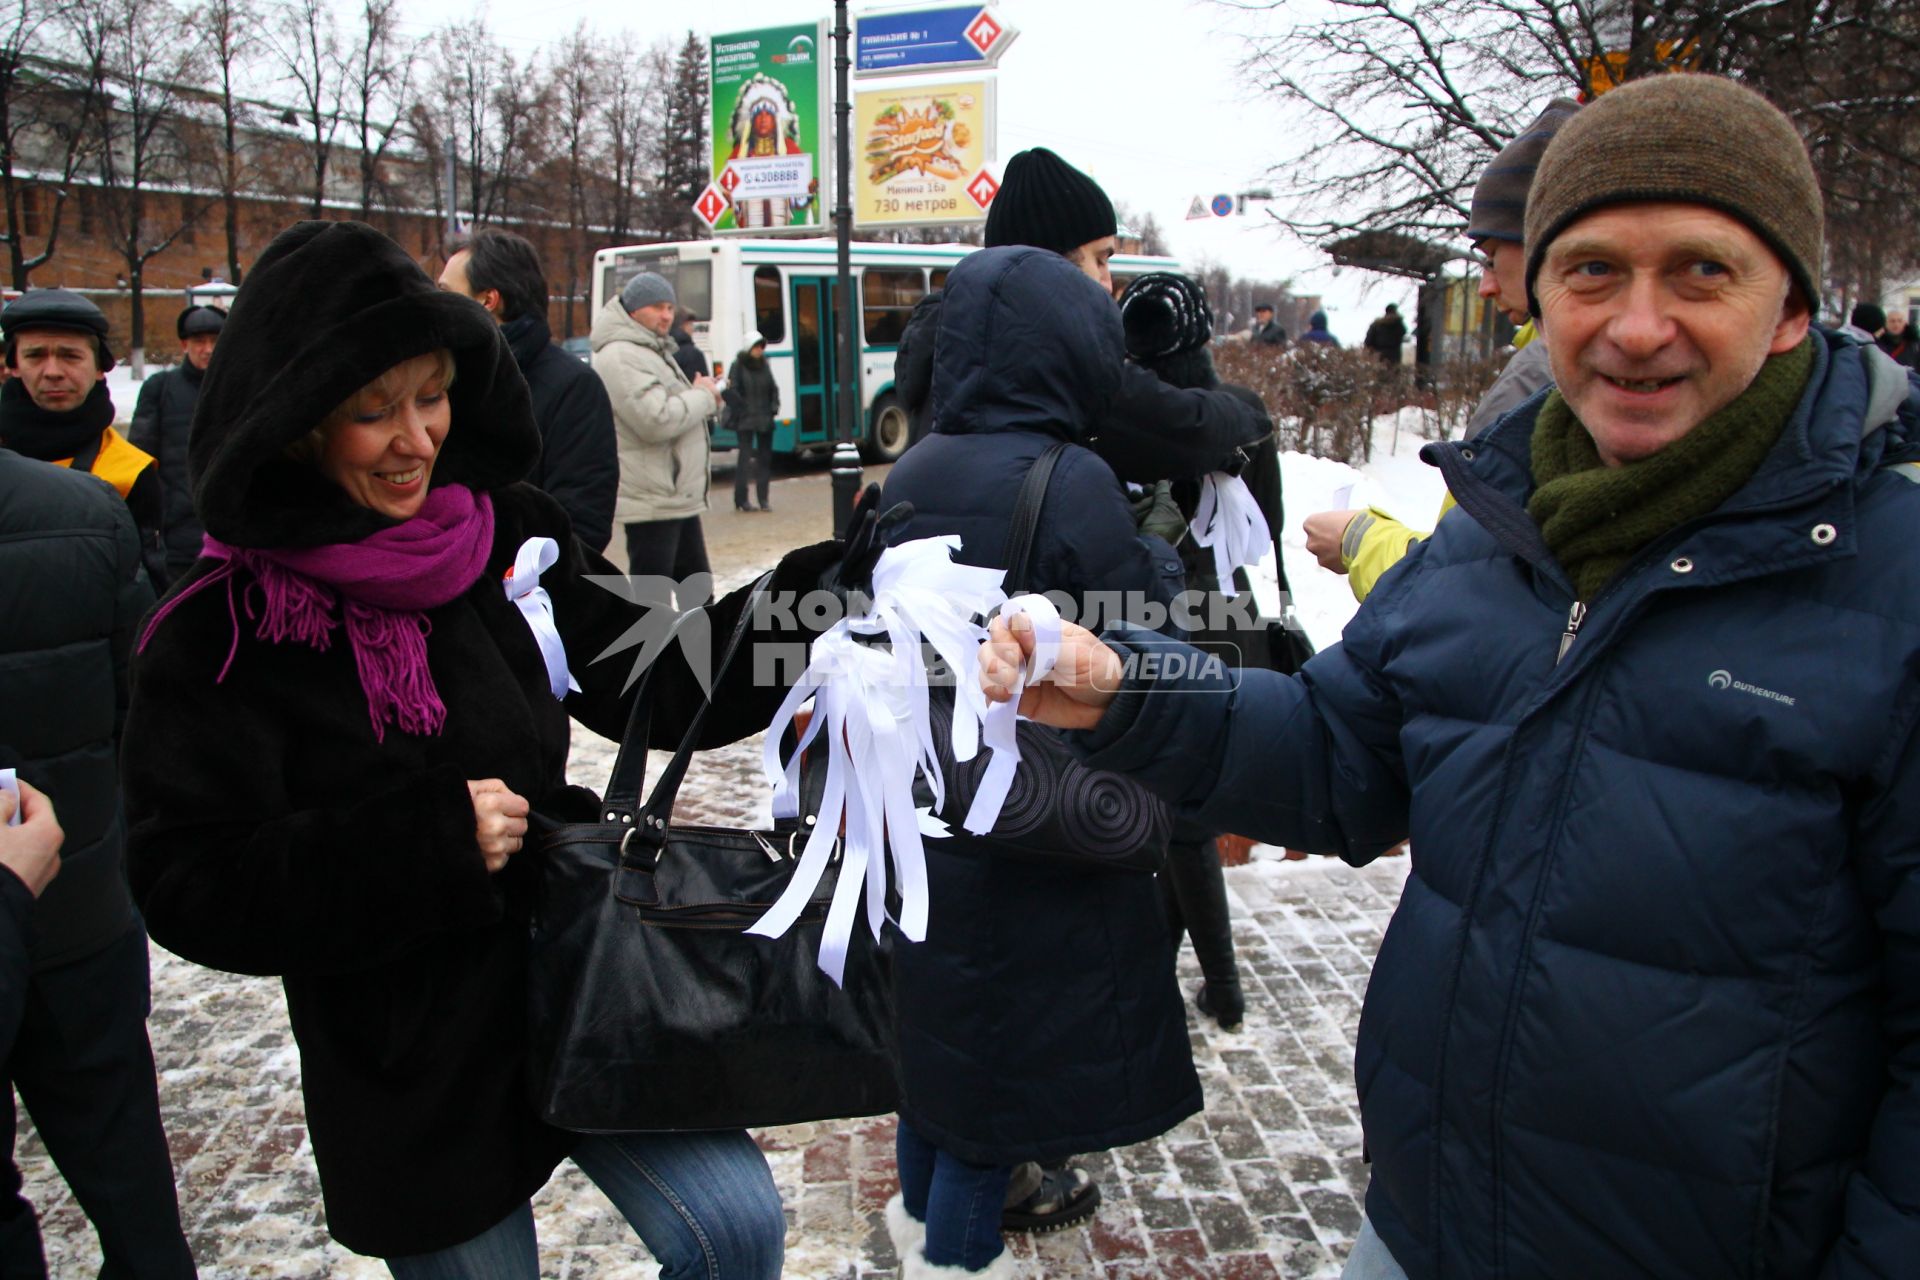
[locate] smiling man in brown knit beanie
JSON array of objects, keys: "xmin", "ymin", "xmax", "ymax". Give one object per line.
[{"xmin": 985, "ymin": 70, "xmax": 1920, "ymax": 1280}]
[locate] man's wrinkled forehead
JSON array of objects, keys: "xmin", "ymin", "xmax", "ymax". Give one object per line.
[{"xmin": 8, "ymin": 326, "xmax": 101, "ymax": 366}]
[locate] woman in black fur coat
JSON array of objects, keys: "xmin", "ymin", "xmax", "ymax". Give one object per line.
[{"xmin": 120, "ymin": 221, "xmax": 845, "ymax": 1276}]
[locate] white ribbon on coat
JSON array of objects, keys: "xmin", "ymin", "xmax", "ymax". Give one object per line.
[
  {"xmin": 1189, "ymin": 473, "xmax": 1271, "ymax": 598},
  {"xmin": 961, "ymin": 592, "xmax": 1061, "ymax": 836},
  {"xmin": 504, "ymin": 537, "xmax": 580, "ymax": 699},
  {"xmin": 748, "ymin": 537, "xmax": 1008, "ymax": 985}
]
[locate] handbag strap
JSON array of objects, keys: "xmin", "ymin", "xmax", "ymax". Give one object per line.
[
  {"xmin": 599, "ymin": 570, "xmax": 776, "ymax": 825},
  {"xmin": 1001, "ymin": 441, "xmax": 1069, "ymax": 596}
]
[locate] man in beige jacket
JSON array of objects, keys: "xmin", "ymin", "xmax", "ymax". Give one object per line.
[{"xmin": 591, "ymin": 271, "xmax": 720, "ymax": 603}]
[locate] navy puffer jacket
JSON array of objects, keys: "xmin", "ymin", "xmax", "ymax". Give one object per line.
[
  {"xmin": 1077, "ymin": 331, "xmax": 1920, "ymax": 1278},
  {"xmin": 880, "ymin": 247, "xmax": 1200, "ymax": 1164}
]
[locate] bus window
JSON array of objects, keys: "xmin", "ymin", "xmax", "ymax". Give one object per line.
[
  {"xmin": 930, "ymin": 268, "xmax": 949, "ymax": 291},
  {"xmin": 754, "ymin": 266, "xmax": 785, "ymax": 344},
  {"xmin": 862, "ymin": 267, "xmax": 925, "ymax": 347},
  {"xmin": 603, "ymin": 256, "xmax": 713, "ymax": 319}
]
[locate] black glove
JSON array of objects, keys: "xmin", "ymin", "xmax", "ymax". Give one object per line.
[{"xmin": 820, "ymin": 483, "xmax": 914, "ymax": 607}]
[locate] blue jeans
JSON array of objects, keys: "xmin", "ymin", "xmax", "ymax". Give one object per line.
[
  {"xmin": 386, "ymin": 1129, "xmax": 784, "ymax": 1279},
  {"xmin": 895, "ymin": 1119, "xmax": 1013, "ymax": 1271},
  {"xmin": 1342, "ymin": 1216, "xmax": 1410, "ymax": 1280}
]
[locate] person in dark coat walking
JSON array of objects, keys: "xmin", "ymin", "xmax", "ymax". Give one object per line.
[
  {"xmin": 439, "ymin": 229, "xmax": 618, "ymax": 553},
  {"xmin": 0, "ymin": 289, "xmax": 169, "ymax": 586},
  {"xmin": 1299, "ymin": 310, "xmax": 1340, "ymax": 346},
  {"xmin": 0, "ymin": 443, "xmax": 195, "ymax": 1276},
  {"xmin": 130, "ymin": 304, "xmax": 222, "ymax": 579},
  {"xmin": 892, "ymin": 148, "xmax": 1267, "ymax": 475},
  {"xmin": 671, "ymin": 308, "xmax": 710, "ymax": 384},
  {"xmin": 123, "ymin": 220, "xmax": 852, "ymax": 1273},
  {"xmin": 879, "ymin": 247, "xmax": 1201, "ymax": 1278},
  {"xmin": 986, "ymin": 75, "xmax": 1920, "ymax": 1280},
  {"xmin": 1362, "ymin": 304, "xmax": 1406, "ymax": 365},
  {"xmin": 726, "ymin": 334, "xmax": 777, "ymax": 512}
]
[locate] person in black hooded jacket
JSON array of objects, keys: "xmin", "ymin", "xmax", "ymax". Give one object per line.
[
  {"xmin": 131, "ymin": 303, "xmax": 223, "ymax": 579},
  {"xmin": 878, "ymin": 246, "xmax": 1201, "ymax": 1279},
  {"xmin": 122, "ymin": 220, "xmax": 855, "ymax": 1273},
  {"xmin": 439, "ymin": 229, "xmax": 618, "ymax": 553}
]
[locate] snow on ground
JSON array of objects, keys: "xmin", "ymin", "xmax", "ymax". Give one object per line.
[
  {"xmin": 100, "ymin": 363, "xmax": 149, "ymax": 424},
  {"xmin": 1251, "ymin": 405, "xmax": 1455, "ymax": 654}
]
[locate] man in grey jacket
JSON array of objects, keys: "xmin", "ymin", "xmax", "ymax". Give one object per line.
[{"xmin": 590, "ymin": 272, "xmax": 720, "ymax": 604}]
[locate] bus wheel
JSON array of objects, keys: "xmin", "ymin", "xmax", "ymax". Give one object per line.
[{"xmin": 863, "ymin": 393, "xmax": 912, "ymax": 463}]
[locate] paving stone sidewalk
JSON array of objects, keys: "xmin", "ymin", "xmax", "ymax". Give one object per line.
[{"xmin": 18, "ymin": 523, "xmax": 1408, "ymax": 1275}]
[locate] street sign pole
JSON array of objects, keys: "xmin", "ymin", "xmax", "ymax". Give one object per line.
[{"xmin": 831, "ymin": 0, "xmax": 862, "ymax": 539}]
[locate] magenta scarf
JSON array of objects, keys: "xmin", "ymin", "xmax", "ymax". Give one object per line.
[{"xmin": 140, "ymin": 485, "xmax": 496, "ymax": 742}]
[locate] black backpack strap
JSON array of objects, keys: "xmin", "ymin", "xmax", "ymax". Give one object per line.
[{"xmin": 1001, "ymin": 441, "xmax": 1070, "ymax": 596}]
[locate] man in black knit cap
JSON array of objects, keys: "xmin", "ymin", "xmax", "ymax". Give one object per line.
[{"xmin": 892, "ymin": 147, "xmax": 1267, "ymax": 476}]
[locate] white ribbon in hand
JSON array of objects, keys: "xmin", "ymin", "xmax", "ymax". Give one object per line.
[
  {"xmin": 1189, "ymin": 473, "xmax": 1272, "ymax": 598},
  {"xmin": 748, "ymin": 537, "xmax": 1008, "ymax": 985},
  {"xmin": 504, "ymin": 537, "xmax": 580, "ymax": 700},
  {"xmin": 961, "ymin": 593, "xmax": 1061, "ymax": 836}
]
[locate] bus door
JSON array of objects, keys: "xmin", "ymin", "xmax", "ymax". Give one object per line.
[{"xmin": 788, "ymin": 275, "xmax": 858, "ymax": 450}]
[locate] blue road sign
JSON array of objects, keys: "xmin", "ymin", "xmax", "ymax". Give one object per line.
[
  {"xmin": 854, "ymin": 6, "xmax": 1017, "ymax": 77},
  {"xmin": 1211, "ymin": 194, "xmax": 1236, "ymax": 217}
]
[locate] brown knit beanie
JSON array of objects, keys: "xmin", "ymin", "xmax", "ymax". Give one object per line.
[
  {"xmin": 1524, "ymin": 75, "xmax": 1823, "ymax": 315},
  {"xmin": 1467, "ymin": 98, "xmax": 1580, "ymax": 245}
]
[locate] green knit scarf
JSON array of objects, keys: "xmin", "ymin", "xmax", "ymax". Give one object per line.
[{"xmin": 1527, "ymin": 338, "xmax": 1814, "ymax": 600}]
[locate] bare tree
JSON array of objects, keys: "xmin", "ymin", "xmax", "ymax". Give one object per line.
[
  {"xmin": 74, "ymin": 0, "xmax": 211, "ymax": 374},
  {"xmin": 0, "ymin": 1, "xmax": 102, "ymax": 288},
  {"xmin": 1220, "ymin": 0, "xmax": 1920, "ymax": 303},
  {"xmin": 648, "ymin": 30, "xmax": 708, "ymax": 242},
  {"xmin": 480, "ymin": 45, "xmax": 548, "ymax": 224},
  {"xmin": 272, "ymin": 0, "xmax": 343, "ymax": 216},
  {"xmin": 546, "ymin": 24, "xmax": 604, "ymax": 335},
  {"xmin": 596, "ymin": 32, "xmax": 668, "ymax": 242},
  {"xmin": 192, "ymin": 0, "xmax": 259, "ymax": 283},
  {"xmin": 431, "ymin": 17, "xmax": 496, "ymax": 226},
  {"xmin": 343, "ymin": 0, "xmax": 414, "ymax": 222}
]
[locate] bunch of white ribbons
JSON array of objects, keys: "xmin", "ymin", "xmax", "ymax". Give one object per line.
[
  {"xmin": 746, "ymin": 536, "xmax": 1062, "ymax": 984},
  {"xmin": 1189, "ymin": 473, "xmax": 1271, "ymax": 597}
]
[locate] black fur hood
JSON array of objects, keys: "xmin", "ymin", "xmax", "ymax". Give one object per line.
[{"xmin": 189, "ymin": 220, "xmax": 539, "ymax": 549}]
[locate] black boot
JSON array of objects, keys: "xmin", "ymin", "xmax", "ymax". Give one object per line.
[
  {"xmin": 1164, "ymin": 836, "xmax": 1246, "ymax": 1030},
  {"xmin": 1001, "ymin": 1160, "xmax": 1099, "ymax": 1233}
]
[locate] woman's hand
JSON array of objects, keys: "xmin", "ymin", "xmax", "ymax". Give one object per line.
[
  {"xmin": 0, "ymin": 780, "xmax": 62, "ymax": 898},
  {"xmin": 980, "ymin": 613, "xmax": 1124, "ymax": 731},
  {"xmin": 466, "ymin": 779, "xmax": 530, "ymax": 872}
]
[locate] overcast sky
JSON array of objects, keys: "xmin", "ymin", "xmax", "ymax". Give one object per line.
[{"xmin": 390, "ymin": 0, "xmax": 1415, "ymax": 341}]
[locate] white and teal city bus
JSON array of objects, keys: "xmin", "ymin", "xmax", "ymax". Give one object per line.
[{"xmin": 589, "ymin": 238, "xmax": 1181, "ymax": 462}]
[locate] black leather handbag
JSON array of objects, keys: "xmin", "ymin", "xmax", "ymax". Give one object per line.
[{"xmin": 527, "ymin": 574, "xmax": 898, "ymax": 1133}]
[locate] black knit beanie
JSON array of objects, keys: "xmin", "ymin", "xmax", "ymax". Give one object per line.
[
  {"xmin": 1525, "ymin": 75, "xmax": 1823, "ymax": 314},
  {"xmin": 1467, "ymin": 98, "xmax": 1579, "ymax": 245},
  {"xmin": 1118, "ymin": 273, "xmax": 1213, "ymax": 361},
  {"xmin": 189, "ymin": 220, "xmax": 539, "ymax": 549},
  {"xmin": 984, "ymin": 148, "xmax": 1116, "ymax": 256}
]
